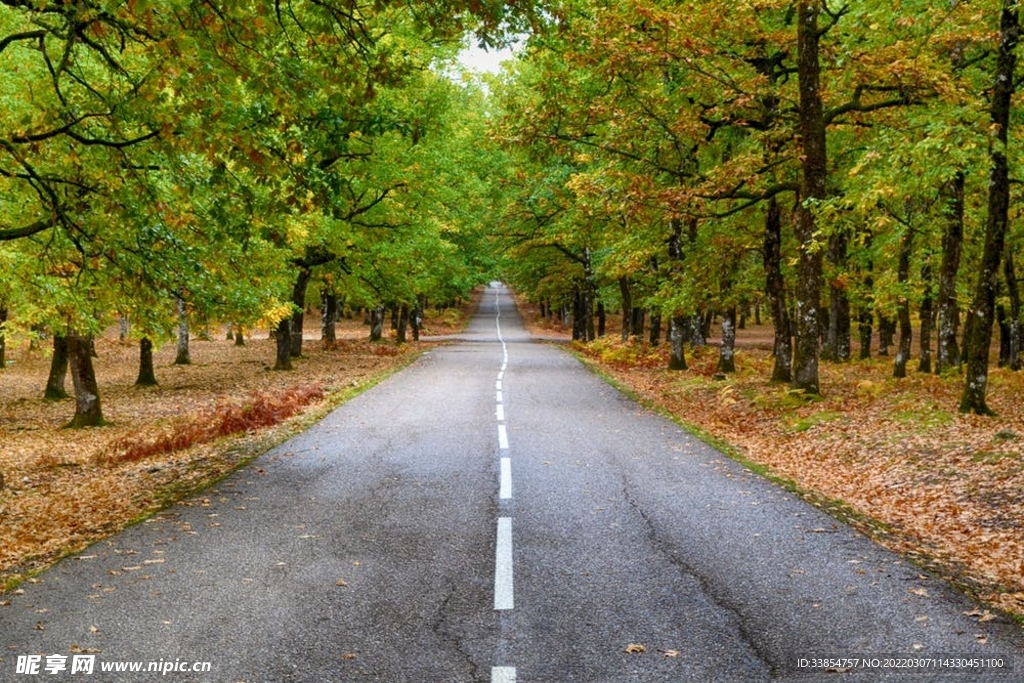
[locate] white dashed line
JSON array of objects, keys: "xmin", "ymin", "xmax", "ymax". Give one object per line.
[
  {"xmin": 492, "ymin": 666, "xmax": 517, "ymax": 682},
  {"xmin": 494, "ymin": 517, "xmax": 514, "ymax": 610},
  {"xmin": 500, "ymin": 457, "xmax": 512, "ymax": 499},
  {"xmin": 493, "ymin": 287, "xmax": 516, "ymax": 675}
]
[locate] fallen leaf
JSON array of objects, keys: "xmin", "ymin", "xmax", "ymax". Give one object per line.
[
  {"xmin": 662, "ymin": 649, "xmax": 680, "ymax": 658},
  {"xmin": 624, "ymin": 643, "xmax": 647, "ymax": 654},
  {"xmin": 335, "ymin": 579, "xmax": 348, "ymax": 587},
  {"xmin": 908, "ymin": 587, "xmax": 929, "ymax": 597}
]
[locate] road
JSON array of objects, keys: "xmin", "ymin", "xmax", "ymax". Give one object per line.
[{"xmin": 1, "ymin": 283, "xmax": 1021, "ymax": 682}]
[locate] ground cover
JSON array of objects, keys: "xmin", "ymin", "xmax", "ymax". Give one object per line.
[
  {"xmin": 521, "ymin": 303, "xmax": 1024, "ymax": 622},
  {"xmin": 0, "ymin": 304, "xmax": 473, "ymax": 590}
]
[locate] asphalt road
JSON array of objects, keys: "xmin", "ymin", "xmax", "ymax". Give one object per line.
[{"xmin": 1, "ymin": 283, "xmax": 1021, "ymax": 682}]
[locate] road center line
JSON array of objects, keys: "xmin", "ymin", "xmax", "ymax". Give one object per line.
[
  {"xmin": 496, "ymin": 390, "xmax": 503, "ymax": 404},
  {"xmin": 500, "ymin": 457, "xmax": 512, "ymax": 499},
  {"xmin": 494, "ymin": 517, "xmax": 514, "ymax": 610},
  {"xmin": 497, "ymin": 424, "xmax": 509, "ymax": 450},
  {"xmin": 496, "ymin": 404, "xmax": 505, "ymax": 421},
  {"xmin": 492, "ymin": 666, "xmax": 517, "ymax": 683}
]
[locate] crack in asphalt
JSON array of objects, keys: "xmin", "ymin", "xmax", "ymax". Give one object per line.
[
  {"xmin": 431, "ymin": 578, "xmax": 482, "ymax": 682},
  {"xmin": 620, "ymin": 476, "xmax": 777, "ymax": 679}
]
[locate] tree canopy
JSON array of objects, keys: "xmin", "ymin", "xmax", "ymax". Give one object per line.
[{"xmin": 1, "ymin": 0, "xmax": 1022, "ymax": 422}]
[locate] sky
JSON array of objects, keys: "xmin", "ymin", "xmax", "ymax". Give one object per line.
[{"xmin": 456, "ymin": 40, "xmax": 520, "ymax": 75}]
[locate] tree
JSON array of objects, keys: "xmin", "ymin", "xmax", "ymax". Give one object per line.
[{"xmin": 960, "ymin": 0, "xmax": 1020, "ymax": 415}]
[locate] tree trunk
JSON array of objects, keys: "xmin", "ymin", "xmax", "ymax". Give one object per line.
[
  {"xmin": 665, "ymin": 217, "xmax": 690, "ymax": 370},
  {"xmin": 894, "ymin": 228, "xmax": 914, "ymax": 378},
  {"xmin": 273, "ymin": 317, "xmax": 293, "ymax": 370},
  {"xmin": 174, "ymin": 294, "xmax": 190, "ymax": 365},
  {"xmin": 233, "ymin": 325, "xmax": 246, "ymax": 347},
  {"xmin": 411, "ymin": 295, "xmax": 425, "ymax": 342},
  {"xmin": 631, "ymin": 307, "xmax": 645, "ymax": 342},
  {"xmin": 135, "ymin": 337, "xmax": 158, "ymax": 386},
  {"xmin": 1004, "ymin": 250, "xmax": 1021, "ymax": 370},
  {"xmin": 763, "ymin": 196, "xmax": 792, "ymax": 382},
  {"xmin": 289, "ymin": 266, "xmax": 313, "ymax": 358},
  {"xmin": 321, "ymin": 287, "xmax": 338, "ymax": 346},
  {"xmin": 0, "ymin": 305, "xmax": 7, "ymax": 370},
  {"xmin": 717, "ymin": 307, "xmax": 737, "ymax": 374},
  {"xmin": 919, "ymin": 264, "xmax": 935, "ymax": 373},
  {"xmin": 668, "ymin": 316, "xmax": 688, "ymax": 370},
  {"xmin": 878, "ymin": 314, "xmax": 894, "ymax": 356},
  {"xmin": 618, "ymin": 277, "xmax": 632, "ymax": 341},
  {"xmin": 936, "ymin": 172, "xmax": 964, "ymax": 374},
  {"xmin": 688, "ymin": 313, "xmax": 707, "ymax": 347},
  {"xmin": 396, "ymin": 305, "xmax": 409, "ymax": 344},
  {"xmin": 792, "ymin": 0, "xmax": 827, "ymax": 394},
  {"xmin": 823, "ymin": 228, "xmax": 851, "ymax": 362},
  {"xmin": 66, "ymin": 334, "xmax": 104, "ymax": 428},
  {"xmin": 571, "ymin": 287, "xmax": 585, "ymax": 341},
  {"xmin": 858, "ymin": 307, "xmax": 873, "ymax": 360},
  {"xmin": 960, "ymin": 0, "xmax": 1019, "ymax": 415},
  {"xmin": 369, "ymin": 307, "xmax": 384, "ymax": 341},
  {"xmin": 597, "ymin": 301, "xmax": 606, "ymax": 337},
  {"xmin": 45, "ymin": 334, "xmax": 70, "ymax": 400},
  {"xmin": 649, "ymin": 311, "xmax": 661, "ymax": 346}
]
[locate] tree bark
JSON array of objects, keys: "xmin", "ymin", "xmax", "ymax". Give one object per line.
[
  {"xmin": 894, "ymin": 228, "xmax": 914, "ymax": 378},
  {"xmin": 321, "ymin": 287, "xmax": 338, "ymax": 346},
  {"xmin": 273, "ymin": 317, "xmax": 293, "ymax": 370},
  {"xmin": 135, "ymin": 337, "xmax": 158, "ymax": 386},
  {"xmin": 823, "ymin": 228, "xmax": 851, "ymax": 362},
  {"xmin": 289, "ymin": 266, "xmax": 313, "ymax": 358},
  {"xmin": 631, "ymin": 307, "xmax": 645, "ymax": 342},
  {"xmin": 618, "ymin": 277, "xmax": 632, "ymax": 342},
  {"xmin": 666, "ymin": 217, "xmax": 689, "ymax": 370},
  {"xmin": 396, "ymin": 305, "xmax": 409, "ymax": 344},
  {"xmin": 0, "ymin": 305, "xmax": 6, "ymax": 370},
  {"xmin": 174, "ymin": 294, "xmax": 190, "ymax": 365},
  {"xmin": 878, "ymin": 314, "xmax": 894, "ymax": 356},
  {"xmin": 792, "ymin": 0, "xmax": 827, "ymax": 394},
  {"xmin": 668, "ymin": 316, "xmax": 688, "ymax": 370},
  {"xmin": 45, "ymin": 334, "xmax": 70, "ymax": 400},
  {"xmin": 649, "ymin": 311, "xmax": 662, "ymax": 346},
  {"xmin": 717, "ymin": 307, "xmax": 737, "ymax": 374},
  {"xmin": 369, "ymin": 307, "xmax": 385, "ymax": 341},
  {"xmin": 936, "ymin": 172, "xmax": 964, "ymax": 373},
  {"xmin": 960, "ymin": 0, "xmax": 1019, "ymax": 415},
  {"xmin": 763, "ymin": 196, "xmax": 792, "ymax": 382},
  {"xmin": 919, "ymin": 264, "xmax": 934, "ymax": 373},
  {"xmin": 66, "ymin": 334, "xmax": 104, "ymax": 428},
  {"xmin": 1004, "ymin": 250, "xmax": 1021, "ymax": 370},
  {"xmin": 858, "ymin": 307, "xmax": 873, "ymax": 360}
]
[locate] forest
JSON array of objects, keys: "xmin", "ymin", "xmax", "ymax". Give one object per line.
[{"xmin": 2, "ymin": 0, "xmax": 1024, "ymax": 424}]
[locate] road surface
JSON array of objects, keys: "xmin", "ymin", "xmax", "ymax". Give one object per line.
[{"xmin": 1, "ymin": 284, "xmax": 1021, "ymax": 681}]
